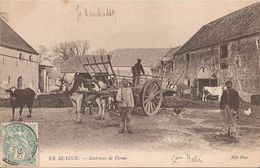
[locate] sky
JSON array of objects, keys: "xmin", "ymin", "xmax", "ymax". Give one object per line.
[{"xmin": 0, "ymin": 0, "xmax": 257, "ymax": 53}]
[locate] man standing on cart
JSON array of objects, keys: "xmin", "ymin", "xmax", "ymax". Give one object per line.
[{"xmin": 132, "ymin": 58, "xmax": 145, "ymax": 86}]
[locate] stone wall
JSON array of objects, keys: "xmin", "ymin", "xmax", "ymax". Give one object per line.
[{"xmin": 171, "ymin": 33, "xmax": 260, "ymax": 102}]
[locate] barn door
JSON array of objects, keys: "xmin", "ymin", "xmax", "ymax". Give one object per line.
[
  {"xmin": 198, "ymin": 79, "xmax": 209, "ymax": 97},
  {"xmin": 17, "ymin": 76, "xmax": 23, "ymax": 89}
]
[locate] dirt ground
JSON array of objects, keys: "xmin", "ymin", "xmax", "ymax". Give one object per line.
[{"xmin": 1, "ymin": 98, "xmax": 260, "ymax": 155}]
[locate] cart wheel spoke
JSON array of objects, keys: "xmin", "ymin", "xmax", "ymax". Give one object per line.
[
  {"xmin": 152, "ymin": 84, "xmax": 159, "ymax": 93},
  {"xmin": 154, "ymin": 91, "xmax": 161, "ymax": 96},
  {"xmin": 147, "ymin": 102, "xmax": 150, "ymax": 113},
  {"xmin": 149, "ymin": 84, "xmax": 155, "ymax": 94},
  {"xmin": 149, "ymin": 84, "xmax": 155, "ymax": 93},
  {"xmin": 142, "ymin": 80, "xmax": 163, "ymax": 116},
  {"xmin": 144, "ymin": 98, "xmax": 149, "ymax": 105},
  {"xmin": 146, "ymin": 84, "xmax": 152, "ymax": 93},
  {"xmin": 149, "ymin": 102, "xmax": 154, "ymax": 114},
  {"xmin": 152, "ymin": 84, "xmax": 157, "ymax": 91},
  {"xmin": 153, "ymin": 98, "xmax": 159, "ymax": 105},
  {"xmin": 148, "ymin": 101, "xmax": 152, "ymax": 113},
  {"xmin": 145, "ymin": 101, "xmax": 150, "ymax": 111},
  {"xmin": 150, "ymin": 102, "xmax": 155, "ymax": 112},
  {"xmin": 154, "ymin": 97, "xmax": 159, "ymax": 104}
]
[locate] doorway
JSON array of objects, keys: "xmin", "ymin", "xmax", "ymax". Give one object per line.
[
  {"xmin": 17, "ymin": 76, "xmax": 23, "ymax": 89},
  {"xmin": 197, "ymin": 78, "xmax": 218, "ymax": 97},
  {"xmin": 196, "ymin": 65, "xmax": 218, "ymax": 96}
]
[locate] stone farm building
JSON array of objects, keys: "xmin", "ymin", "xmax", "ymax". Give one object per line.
[
  {"xmin": 172, "ymin": 2, "xmax": 260, "ymax": 102},
  {"xmin": 0, "ymin": 18, "xmax": 39, "ymax": 94},
  {"xmin": 111, "ymin": 48, "xmax": 169, "ymax": 76}
]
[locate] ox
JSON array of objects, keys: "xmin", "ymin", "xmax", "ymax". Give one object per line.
[
  {"xmin": 202, "ymin": 86, "xmax": 224, "ymax": 102},
  {"xmin": 62, "ymin": 73, "xmax": 107, "ymax": 123},
  {"xmin": 5, "ymin": 87, "xmax": 36, "ymax": 121}
]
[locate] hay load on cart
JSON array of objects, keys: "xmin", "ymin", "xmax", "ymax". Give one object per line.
[{"xmin": 61, "ymin": 55, "xmax": 164, "ymax": 116}]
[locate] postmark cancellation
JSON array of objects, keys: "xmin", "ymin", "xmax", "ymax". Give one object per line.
[{"xmin": 1, "ymin": 122, "xmax": 38, "ymax": 167}]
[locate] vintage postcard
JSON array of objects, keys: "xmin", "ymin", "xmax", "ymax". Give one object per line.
[{"xmin": 0, "ymin": 0, "xmax": 260, "ymax": 167}]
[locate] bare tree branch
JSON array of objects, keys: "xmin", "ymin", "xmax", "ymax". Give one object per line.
[
  {"xmin": 95, "ymin": 48, "xmax": 108, "ymax": 55},
  {"xmin": 52, "ymin": 40, "xmax": 89, "ymax": 61}
]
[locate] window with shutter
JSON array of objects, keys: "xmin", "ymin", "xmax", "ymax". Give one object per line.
[{"xmin": 220, "ymin": 44, "xmax": 229, "ymax": 69}]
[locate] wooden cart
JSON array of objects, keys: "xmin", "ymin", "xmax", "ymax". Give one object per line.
[{"xmin": 61, "ymin": 55, "xmax": 164, "ymax": 116}]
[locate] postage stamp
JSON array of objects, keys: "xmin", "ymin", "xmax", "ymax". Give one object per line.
[{"xmin": 2, "ymin": 122, "xmax": 38, "ymax": 167}]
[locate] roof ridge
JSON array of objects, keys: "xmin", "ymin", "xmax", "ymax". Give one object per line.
[
  {"xmin": 112, "ymin": 48, "xmax": 169, "ymax": 50},
  {"xmin": 206, "ymin": 2, "xmax": 260, "ymax": 26}
]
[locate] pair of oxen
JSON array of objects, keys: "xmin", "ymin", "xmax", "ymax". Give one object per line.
[{"xmin": 62, "ymin": 73, "xmax": 112, "ymax": 123}]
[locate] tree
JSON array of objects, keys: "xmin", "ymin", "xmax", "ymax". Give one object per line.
[
  {"xmin": 94, "ymin": 48, "xmax": 107, "ymax": 55},
  {"xmin": 52, "ymin": 57, "xmax": 64, "ymax": 71},
  {"xmin": 52, "ymin": 40, "xmax": 90, "ymax": 61},
  {"xmin": 94, "ymin": 48, "xmax": 112, "ymax": 56}
]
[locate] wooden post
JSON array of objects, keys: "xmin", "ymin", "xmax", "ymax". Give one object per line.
[
  {"xmin": 108, "ymin": 55, "xmax": 119, "ymax": 87},
  {"xmin": 198, "ymin": 79, "xmax": 200, "ymax": 97}
]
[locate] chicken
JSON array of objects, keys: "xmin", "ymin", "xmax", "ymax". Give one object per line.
[
  {"xmin": 173, "ymin": 108, "xmax": 181, "ymax": 115},
  {"xmin": 244, "ymin": 107, "xmax": 252, "ymax": 116}
]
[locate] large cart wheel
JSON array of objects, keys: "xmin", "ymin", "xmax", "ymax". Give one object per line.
[{"xmin": 141, "ymin": 80, "xmax": 163, "ymax": 116}]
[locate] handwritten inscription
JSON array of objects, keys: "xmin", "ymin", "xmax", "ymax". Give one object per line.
[
  {"xmin": 75, "ymin": 4, "xmax": 116, "ymax": 21},
  {"xmin": 171, "ymin": 154, "xmax": 203, "ymax": 165},
  {"xmin": 186, "ymin": 154, "xmax": 203, "ymax": 163},
  {"xmin": 171, "ymin": 154, "xmax": 183, "ymax": 164}
]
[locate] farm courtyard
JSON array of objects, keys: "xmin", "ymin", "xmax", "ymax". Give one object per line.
[{"xmin": 0, "ymin": 97, "xmax": 260, "ymax": 166}]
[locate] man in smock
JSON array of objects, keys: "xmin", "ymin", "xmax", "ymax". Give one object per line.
[{"xmin": 116, "ymin": 78, "xmax": 134, "ymax": 134}]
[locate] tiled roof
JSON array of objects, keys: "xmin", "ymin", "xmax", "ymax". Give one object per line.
[
  {"xmin": 111, "ymin": 48, "xmax": 169, "ymax": 67},
  {"xmin": 0, "ymin": 18, "xmax": 38, "ymax": 55},
  {"xmin": 175, "ymin": 2, "xmax": 260, "ymax": 55}
]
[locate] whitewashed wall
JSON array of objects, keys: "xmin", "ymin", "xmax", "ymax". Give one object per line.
[{"xmin": 0, "ymin": 46, "xmax": 39, "ymax": 92}]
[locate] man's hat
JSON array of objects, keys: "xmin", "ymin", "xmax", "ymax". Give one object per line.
[
  {"xmin": 225, "ymin": 80, "xmax": 232, "ymax": 85},
  {"xmin": 120, "ymin": 78, "xmax": 129, "ymax": 85}
]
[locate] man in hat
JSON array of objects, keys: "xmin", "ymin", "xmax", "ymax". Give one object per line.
[
  {"xmin": 116, "ymin": 78, "xmax": 134, "ymax": 134},
  {"xmin": 220, "ymin": 80, "xmax": 240, "ymax": 137},
  {"xmin": 132, "ymin": 59, "xmax": 145, "ymax": 86}
]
